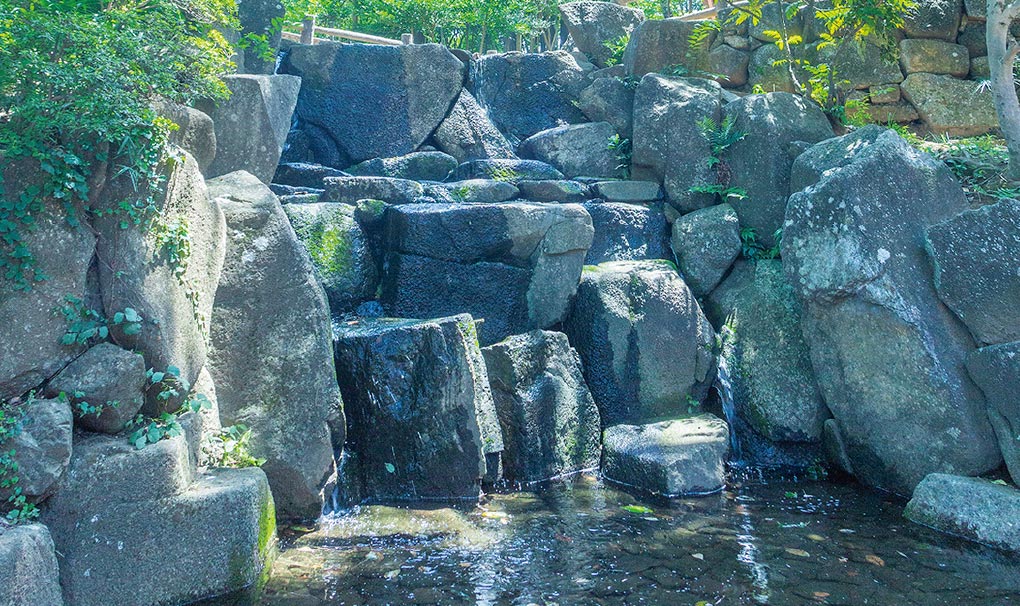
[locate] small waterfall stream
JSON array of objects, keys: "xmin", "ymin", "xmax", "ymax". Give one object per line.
[{"xmin": 715, "ymin": 320, "xmax": 743, "ymax": 462}]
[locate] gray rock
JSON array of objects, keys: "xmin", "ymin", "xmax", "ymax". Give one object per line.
[
  {"xmin": 270, "ymin": 184, "xmax": 323, "ymax": 198},
  {"xmin": 237, "ymin": 0, "xmax": 285, "ymax": 74},
  {"xmin": 958, "ymin": 21, "xmax": 987, "ymax": 58},
  {"xmin": 157, "ymin": 101, "xmax": 217, "ymax": 173},
  {"xmin": 824, "ymin": 42, "xmax": 904, "ymax": 89},
  {"xmin": 519, "ymin": 122, "xmax": 622, "ymax": 179},
  {"xmin": 964, "ymin": 0, "xmax": 985, "ymax": 18},
  {"xmin": 899, "ymin": 39, "xmax": 970, "ymax": 76},
  {"xmin": 426, "ymin": 180, "xmax": 521, "ymax": 204},
  {"xmin": 0, "ymin": 524, "xmax": 63, "ymax": 606},
  {"xmin": 334, "ymin": 315, "xmax": 493, "ymax": 500},
  {"xmin": 631, "ymin": 75, "xmax": 723, "ymax": 213},
  {"xmin": 967, "ymin": 342, "xmax": 1020, "ymax": 485},
  {"xmin": 671, "ymin": 204, "xmax": 741, "ymax": 298},
  {"xmin": 559, "ymin": 1, "xmax": 645, "ymax": 68},
  {"xmin": 971, "ymin": 55, "xmax": 991, "ymax": 79},
  {"xmin": 274, "ymin": 162, "xmax": 350, "ymax": 189},
  {"xmin": 95, "ymin": 151, "xmax": 226, "ymax": 414},
  {"xmin": 347, "ymin": 151, "xmax": 458, "ymax": 182},
  {"xmin": 381, "ymin": 202, "xmax": 594, "ymax": 345},
  {"xmin": 926, "ymin": 199, "xmax": 1020, "ymax": 346},
  {"xmin": 283, "ymin": 43, "xmax": 465, "ymax": 164},
  {"xmin": 748, "ymin": 43, "xmax": 804, "ymax": 94},
  {"xmin": 900, "ymin": 73, "xmax": 998, "ymax": 136},
  {"xmin": 0, "ymin": 398, "xmax": 72, "ymax": 501},
  {"xmin": 723, "ymin": 92, "xmax": 834, "ymax": 247},
  {"xmin": 284, "ymin": 203, "xmax": 378, "ymax": 314},
  {"xmin": 433, "ymin": 90, "xmax": 518, "ymax": 164},
  {"xmin": 623, "ymin": 18, "xmax": 715, "ymax": 77},
  {"xmin": 322, "ymin": 176, "xmax": 424, "ymax": 205},
  {"xmin": 783, "ymin": 126, "xmax": 1000, "ymax": 495},
  {"xmin": 206, "ymin": 171, "xmax": 341, "ymax": 520},
  {"xmin": 204, "ymin": 74, "xmax": 300, "ymax": 183},
  {"xmin": 583, "ymin": 202, "xmax": 671, "ymax": 264},
  {"xmin": 452, "ymin": 159, "xmax": 565, "ymax": 184},
  {"xmin": 862, "ymin": 99, "xmax": 922, "ymax": 123},
  {"xmin": 903, "ymin": 0, "xmax": 963, "ymax": 41},
  {"xmin": 470, "ymin": 51, "xmax": 589, "ymax": 143},
  {"xmin": 45, "ymin": 343, "xmax": 145, "ymax": 434},
  {"xmin": 564, "ymin": 260, "xmax": 716, "ymax": 425},
  {"xmin": 602, "ymin": 416, "xmax": 729, "ymax": 496},
  {"xmin": 905, "ymin": 474, "xmax": 1020, "ymax": 552},
  {"xmin": 0, "ymin": 159, "xmax": 96, "ymax": 402},
  {"xmin": 482, "ymin": 330, "xmax": 601, "ymax": 483},
  {"xmin": 591, "ymin": 180, "xmax": 663, "ymax": 203},
  {"xmin": 705, "ymin": 261, "xmax": 829, "ymax": 443},
  {"xmin": 517, "ymin": 180, "xmax": 591, "ymax": 203},
  {"xmin": 707, "ymin": 44, "xmax": 750, "ymax": 87},
  {"xmin": 578, "ymin": 77, "xmax": 636, "ymax": 139}
]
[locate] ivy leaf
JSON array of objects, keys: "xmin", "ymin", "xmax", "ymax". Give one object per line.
[{"xmin": 384, "ymin": 463, "xmax": 396, "ymax": 474}]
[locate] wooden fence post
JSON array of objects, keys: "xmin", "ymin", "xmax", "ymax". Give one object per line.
[
  {"xmin": 300, "ymin": 16, "xmax": 316, "ymax": 45},
  {"xmin": 401, "ymin": 33, "xmax": 413, "ymax": 45}
]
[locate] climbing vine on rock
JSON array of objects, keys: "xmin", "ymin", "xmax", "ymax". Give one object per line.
[{"xmin": 0, "ymin": 394, "xmax": 39, "ymax": 523}]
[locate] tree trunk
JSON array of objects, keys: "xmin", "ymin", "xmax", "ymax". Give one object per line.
[
  {"xmin": 662, "ymin": 0, "xmax": 673, "ymax": 18},
  {"xmin": 988, "ymin": 0, "xmax": 1020, "ymax": 181}
]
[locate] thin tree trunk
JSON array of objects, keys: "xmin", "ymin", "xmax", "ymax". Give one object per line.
[
  {"xmin": 988, "ymin": 0, "xmax": 1020, "ymax": 180},
  {"xmin": 662, "ymin": 0, "xmax": 673, "ymax": 18}
]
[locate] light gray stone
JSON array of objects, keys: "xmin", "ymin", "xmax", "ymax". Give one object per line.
[
  {"xmin": 671, "ymin": 204, "xmax": 741, "ymax": 297},
  {"xmin": 591, "ymin": 180, "xmax": 663, "ymax": 203},
  {"xmin": 322, "ymin": 176, "xmax": 424, "ymax": 205},
  {"xmin": 903, "ymin": 0, "xmax": 964, "ymax": 41},
  {"xmin": 899, "ymin": 39, "xmax": 970, "ymax": 76},
  {"xmin": 0, "ymin": 398, "xmax": 72, "ymax": 502},
  {"xmin": 900, "ymin": 72, "xmax": 998, "ymax": 136},
  {"xmin": 426, "ymin": 180, "xmax": 521, "ymax": 204},
  {"xmin": 433, "ymin": 90, "xmax": 518, "ymax": 164},
  {"xmin": 560, "ymin": 1, "xmax": 645, "ymax": 68},
  {"xmin": 45, "ymin": 343, "xmax": 145, "ymax": 434},
  {"xmin": 623, "ymin": 18, "xmax": 715, "ymax": 77},
  {"xmin": 452, "ymin": 159, "xmax": 565, "ymax": 184},
  {"xmin": 517, "ymin": 180, "xmax": 591, "ymax": 203},
  {"xmin": 519, "ymin": 122, "xmax": 622, "ymax": 179},
  {"xmin": 578, "ymin": 77, "xmax": 636, "ymax": 139},
  {"xmin": 0, "ymin": 523, "xmax": 63, "ymax": 606},
  {"xmin": 967, "ymin": 342, "xmax": 1020, "ymax": 485},
  {"xmin": 346, "ymin": 151, "xmax": 458, "ymax": 182},
  {"xmin": 905, "ymin": 474, "xmax": 1020, "ymax": 552}
]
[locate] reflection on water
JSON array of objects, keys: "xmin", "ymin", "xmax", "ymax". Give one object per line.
[{"xmin": 210, "ymin": 472, "xmax": 1020, "ymax": 606}]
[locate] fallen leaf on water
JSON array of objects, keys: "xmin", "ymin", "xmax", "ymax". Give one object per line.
[
  {"xmin": 481, "ymin": 511, "xmax": 509, "ymax": 520},
  {"xmin": 695, "ymin": 601, "xmax": 711, "ymax": 606},
  {"xmin": 865, "ymin": 554, "xmax": 885, "ymax": 567},
  {"xmin": 785, "ymin": 548, "xmax": 810, "ymax": 557},
  {"xmin": 459, "ymin": 562, "xmax": 472, "ymax": 568},
  {"xmin": 691, "ymin": 553, "xmax": 705, "ymax": 561},
  {"xmin": 365, "ymin": 551, "xmax": 382, "ymax": 560},
  {"xmin": 621, "ymin": 505, "xmax": 654, "ymax": 514},
  {"xmin": 812, "ymin": 591, "xmax": 830, "ymax": 602},
  {"xmin": 807, "ymin": 534, "xmax": 826, "ymax": 542},
  {"xmin": 384, "ymin": 569, "xmax": 400, "ymax": 580},
  {"xmin": 993, "ymin": 479, "xmax": 1009, "ymax": 486}
]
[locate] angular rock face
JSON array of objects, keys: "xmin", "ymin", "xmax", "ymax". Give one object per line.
[
  {"xmin": 347, "ymin": 151, "xmax": 458, "ymax": 182},
  {"xmin": 334, "ymin": 315, "xmax": 495, "ymax": 501},
  {"xmin": 204, "ymin": 75, "xmax": 301, "ymax": 183},
  {"xmin": 322, "ymin": 176, "xmax": 424, "ymax": 205},
  {"xmin": 631, "ymin": 76, "xmax": 723, "ymax": 213},
  {"xmin": 899, "ymin": 39, "xmax": 969, "ymax": 76},
  {"xmin": 470, "ymin": 51, "xmax": 589, "ymax": 143},
  {"xmin": 452, "ymin": 159, "xmax": 565, "ymax": 184},
  {"xmin": 967, "ymin": 342, "xmax": 1020, "ymax": 485},
  {"xmin": 705, "ymin": 261, "xmax": 829, "ymax": 443},
  {"xmin": 274, "ymin": 162, "xmax": 349, "ymax": 189},
  {"xmin": 583, "ymin": 201, "xmax": 671, "ymax": 264},
  {"xmin": 516, "ymin": 180, "xmax": 588, "ymax": 203},
  {"xmin": 823, "ymin": 42, "xmax": 904, "ymax": 89},
  {"xmin": 902, "ymin": 0, "xmax": 963, "ymax": 41},
  {"xmin": 157, "ymin": 101, "xmax": 217, "ymax": 174},
  {"xmin": 925, "ymin": 199, "xmax": 1020, "ymax": 346},
  {"xmin": 283, "ymin": 203, "xmax": 378, "ymax": 314},
  {"xmin": 283, "ymin": 43, "xmax": 465, "ymax": 164},
  {"xmin": 559, "ymin": 1, "xmax": 645, "ymax": 68},
  {"xmin": 425, "ymin": 180, "xmax": 521, "ymax": 204},
  {"xmin": 783, "ymin": 126, "xmax": 1000, "ymax": 495},
  {"xmin": 671, "ymin": 204, "xmax": 741, "ymax": 298},
  {"xmin": 95, "ymin": 151, "xmax": 226, "ymax": 414},
  {"xmin": 564, "ymin": 260, "xmax": 716, "ymax": 425},
  {"xmin": 481, "ymin": 331, "xmax": 602, "ymax": 483},
  {"xmin": 382, "ymin": 202, "xmax": 594, "ymax": 345},
  {"xmin": 44, "ymin": 434, "xmax": 276, "ymax": 606},
  {"xmin": 0, "ymin": 160, "xmax": 96, "ymax": 402},
  {"xmin": 0, "ymin": 398, "xmax": 72, "ymax": 502},
  {"xmin": 602, "ymin": 416, "xmax": 729, "ymax": 496},
  {"xmin": 519, "ymin": 122, "xmax": 621, "ymax": 179},
  {"xmin": 623, "ymin": 18, "xmax": 714, "ymax": 77},
  {"xmin": 45, "ymin": 343, "xmax": 146, "ymax": 434},
  {"xmin": 0, "ymin": 523, "xmax": 63, "ymax": 606},
  {"xmin": 900, "ymin": 73, "xmax": 997, "ymax": 137},
  {"xmin": 579, "ymin": 76, "xmax": 636, "ymax": 140},
  {"xmin": 723, "ymin": 92, "xmax": 834, "ymax": 248},
  {"xmin": 206, "ymin": 171, "xmax": 341, "ymax": 520},
  {"xmin": 433, "ymin": 90, "xmax": 518, "ymax": 164},
  {"xmin": 591, "ymin": 180, "xmax": 663, "ymax": 203},
  {"xmin": 905, "ymin": 474, "xmax": 1020, "ymax": 553}
]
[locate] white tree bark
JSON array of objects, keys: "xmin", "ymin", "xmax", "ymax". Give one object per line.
[{"xmin": 988, "ymin": 0, "xmax": 1020, "ymax": 180}]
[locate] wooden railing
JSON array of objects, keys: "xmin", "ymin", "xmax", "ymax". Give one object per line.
[
  {"xmin": 281, "ymin": 16, "xmax": 411, "ymax": 46},
  {"xmin": 679, "ymin": 0, "xmax": 750, "ymax": 21}
]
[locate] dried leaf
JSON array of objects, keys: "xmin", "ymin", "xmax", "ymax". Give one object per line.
[
  {"xmin": 785, "ymin": 548, "xmax": 810, "ymax": 557},
  {"xmin": 865, "ymin": 554, "xmax": 885, "ymax": 567}
]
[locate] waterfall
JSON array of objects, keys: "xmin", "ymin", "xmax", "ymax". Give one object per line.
[{"xmin": 715, "ymin": 317, "xmax": 743, "ymax": 462}]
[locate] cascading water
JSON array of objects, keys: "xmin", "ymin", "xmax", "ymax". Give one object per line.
[{"xmin": 715, "ymin": 318, "xmax": 743, "ymax": 462}]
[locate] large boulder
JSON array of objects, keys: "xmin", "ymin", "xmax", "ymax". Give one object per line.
[
  {"xmin": 517, "ymin": 180, "xmax": 590, "ymax": 203},
  {"xmin": 273, "ymin": 162, "xmax": 349, "ymax": 190},
  {"xmin": 282, "ymin": 43, "xmax": 465, "ymax": 165},
  {"xmin": 283, "ymin": 203, "xmax": 377, "ymax": 314},
  {"xmin": 0, "ymin": 160, "xmax": 96, "ymax": 402},
  {"xmin": 900, "ymin": 73, "xmax": 998, "ymax": 137},
  {"xmin": 0, "ymin": 398, "xmax": 72, "ymax": 502},
  {"xmin": 582, "ymin": 201, "xmax": 671, "ymax": 264},
  {"xmin": 381, "ymin": 202, "xmax": 594, "ymax": 345},
  {"xmin": 670, "ymin": 204, "xmax": 741, "ymax": 298},
  {"xmin": 905, "ymin": 474, "xmax": 1020, "ymax": 553},
  {"xmin": 0, "ymin": 523, "xmax": 63, "ymax": 606},
  {"xmin": 823, "ymin": 42, "xmax": 904, "ymax": 90},
  {"xmin": 564, "ymin": 260, "xmax": 716, "ymax": 425},
  {"xmin": 967, "ymin": 342, "xmax": 1020, "ymax": 485},
  {"xmin": 705, "ymin": 261, "xmax": 829, "ymax": 443},
  {"xmin": 578, "ymin": 76, "xmax": 636, "ymax": 140},
  {"xmin": 432, "ymin": 90, "xmax": 518, "ymax": 164},
  {"xmin": 559, "ymin": 1, "xmax": 645, "ymax": 68},
  {"xmin": 44, "ymin": 343, "xmax": 146, "ymax": 434},
  {"xmin": 723, "ymin": 92, "xmax": 834, "ymax": 247},
  {"xmin": 602, "ymin": 416, "xmax": 729, "ymax": 496},
  {"xmin": 902, "ymin": 0, "xmax": 964, "ymax": 41},
  {"xmin": 898, "ymin": 39, "xmax": 970, "ymax": 76},
  {"xmin": 631, "ymin": 75, "xmax": 724, "ymax": 213},
  {"xmin": 783, "ymin": 126, "xmax": 1000, "ymax": 495},
  {"xmin": 157, "ymin": 101, "xmax": 217, "ymax": 174},
  {"xmin": 481, "ymin": 330, "xmax": 602, "ymax": 483},
  {"xmin": 623, "ymin": 18, "xmax": 714, "ymax": 77},
  {"xmin": 206, "ymin": 171, "xmax": 341, "ymax": 520},
  {"xmin": 925, "ymin": 199, "xmax": 1020, "ymax": 346},
  {"xmin": 519, "ymin": 122, "xmax": 621, "ymax": 179},
  {"xmin": 425, "ymin": 180, "xmax": 521, "ymax": 204},
  {"xmin": 236, "ymin": 0, "xmax": 286, "ymax": 74},
  {"xmin": 347, "ymin": 151, "xmax": 458, "ymax": 182},
  {"xmin": 203, "ymin": 75, "xmax": 301, "ymax": 183},
  {"xmin": 470, "ymin": 51, "xmax": 589, "ymax": 144},
  {"xmin": 334, "ymin": 315, "xmax": 498, "ymax": 500},
  {"xmin": 95, "ymin": 151, "xmax": 226, "ymax": 414}
]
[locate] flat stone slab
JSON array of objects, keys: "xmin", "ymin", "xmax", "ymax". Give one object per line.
[
  {"xmin": 905, "ymin": 474, "xmax": 1020, "ymax": 553},
  {"xmin": 591, "ymin": 180, "xmax": 663, "ymax": 203},
  {"xmin": 602, "ymin": 416, "xmax": 729, "ymax": 497},
  {"xmin": 322, "ymin": 176, "xmax": 424, "ymax": 205}
]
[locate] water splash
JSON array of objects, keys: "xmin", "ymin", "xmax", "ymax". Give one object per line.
[{"xmin": 715, "ymin": 318, "xmax": 743, "ymax": 461}]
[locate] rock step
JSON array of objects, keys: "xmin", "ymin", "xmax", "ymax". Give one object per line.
[{"xmin": 905, "ymin": 474, "xmax": 1020, "ymax": 553}]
